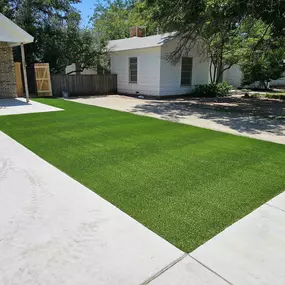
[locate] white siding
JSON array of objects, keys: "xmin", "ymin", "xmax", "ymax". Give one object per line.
[
  {"xmin": 223, "ymin": 65, "xmax": 242, "ymax": 87},
  {"xmin": 110, "ymin": 47, "xmax": 161, "ymax": 96},
  {"xmin": 81, "ymin": 68, "xmax": 97, "ymax": 75},
  {"xmin": 159, "ymin": 39, "xmax": 210, "ymax": 96},
  {"xmin": 222, "ymin": 66, "xmax": 285, "ymax": 88},
  {"xmin": 270, "ymin": 77, "xmax": 285, "ymax": 87}
]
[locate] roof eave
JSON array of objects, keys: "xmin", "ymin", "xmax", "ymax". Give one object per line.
[
  {"xmin": 108, "ymin": 45, "xmax": 163, "ymax": 53},
  {"xmin": 0, "ymin": 13, "xmax": 34, "ymax": 46},
  {"xmin": 8, "ymin": 39, "xmax": 34, "ymax": 47}
]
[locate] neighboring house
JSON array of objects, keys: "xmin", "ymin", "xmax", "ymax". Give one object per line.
[
  {"xmin": 223, "ymin": 66, "xmax": 285, "ymax": 89},
  {"xmin": 0, "ymin": 13, "xmax": 33, "ymax": 98},
  {"xmin": 269, "ymin": 77, "xmax": 285, "ymax": 88},
  {"xmin": 223, "ymin": 65, "xmax": 242, "ymax": 88},
  {"xmin": 65, "ymin": 63, "xmax": 97, "ymax": 75},
  {"xmin": 108, "ymin": 32, "xmax": 242, "ymax": 97}
]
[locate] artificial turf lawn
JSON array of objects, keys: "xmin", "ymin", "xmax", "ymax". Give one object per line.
[{"xmin": 1, "ymin": 98, "xmax": 285, "ymax": 252}]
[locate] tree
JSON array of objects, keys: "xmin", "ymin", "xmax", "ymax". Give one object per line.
[
  {"xmin": 40, "ymin": 16, "xmax": 104, "ymax": 74},
  {"xmin": 234, "ymin": 19, "xmax": 285, "ymax": 88},
  {"xmin": 91, "ymin": 0, "xmax": 158, "ymax": 42},
  {"xmin": 147, "ymin": 0, "xmax": 247, "ymax": 83},
  {"xmin": 199, "ymin": 18, "xmax": 245, "ymax": 84},
  {"xmin": 0, "ymin": 0, "xmax": 104, "ymax": 74},
  {"xmin": 147, "ymin": 0, "xmax": 285, "ymax": 84},
  {"xmin": 241, "ymin": 38, "xmax": 285, "ymax": 88},
  {"xmin": 231, "ymin": 0, "xmax": 285, "ymax": 36}
]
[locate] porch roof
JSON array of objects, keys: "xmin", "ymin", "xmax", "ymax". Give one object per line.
[{"xmin": 0, "ymin": 13, "xmax": 34, "ymax": 46}]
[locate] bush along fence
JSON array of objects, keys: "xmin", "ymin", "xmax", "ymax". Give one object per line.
[{"xmin": 51, "ymin": 74, "xmax": 117, "ymax": 97}]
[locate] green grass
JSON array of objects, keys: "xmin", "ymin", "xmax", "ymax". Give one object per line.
[{"xmin": 1, "ymin": 98, "xmax": 285, "ymax": 252}]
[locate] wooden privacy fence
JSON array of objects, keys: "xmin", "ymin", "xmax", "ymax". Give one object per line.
[
  {"xmin": 14, "ymin": 62, "xmax": 52, "ymax": 97},
  {"xmin": 51, "ymin": 74, "xmax": 117, "ymax": 97}
]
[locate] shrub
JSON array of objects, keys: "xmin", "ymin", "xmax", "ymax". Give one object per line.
[{"xmin": 191, "ymin": 82, "xmax": 232, "ymax": 97}]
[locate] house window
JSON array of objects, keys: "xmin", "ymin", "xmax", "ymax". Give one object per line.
[
  {"xmin": 181, "ymin": 57, "xmax": 193, "ymax": 86},
  {"xmin": 129, "ymin": 57, "xmax": 138, "ymax": 83}
]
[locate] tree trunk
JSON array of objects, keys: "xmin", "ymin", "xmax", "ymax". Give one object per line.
[
  {"xmin": 262, "ymin": 81, "xmax": 269, "ymax": 90},
  {"xmin": 215, "ymin": 71, "xmax": 223, "ymax": 84},
  {"xmin": 75, "ymin": 63, "xmax": 81, "ymax": 75},
  {"xmin": 215, "ymin": 58, "xmax": 224, "ymax": 84}
]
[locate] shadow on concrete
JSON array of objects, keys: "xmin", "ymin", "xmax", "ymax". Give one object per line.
[
  {"xmin": 179, "ymin": 96, "xmax": 285, "ymax": 117},
  {"xmin": 0, "ymin": 98, "xmax": 31, "ymax": 108},
  {"xmin": 131, "ymin": 100, "xmax": 285, "ymax": 137}
]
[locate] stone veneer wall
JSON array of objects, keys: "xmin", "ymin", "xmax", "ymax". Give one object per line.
[{"xmin": 0, "ymin": 42, "xmax": 17, "ymax": 98}]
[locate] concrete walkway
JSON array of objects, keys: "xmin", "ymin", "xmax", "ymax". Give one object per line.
[
  {"xmin": 191, "ymin": 196, "xmax": 285, "ymax": 285},
  {"xmin": 149, "ymin": 194, "xmax": 285, "ymax": 285},
  {"xmin": 0, "ymin": 98, "xmax": 62, "ymax": 116},
  {"xmin": 0, "ymin": 131, "xmax": 225, "ymax": 285},
  {"xmin": 71, "ymin": 95, "xmax": 285, "ymax": 145}
]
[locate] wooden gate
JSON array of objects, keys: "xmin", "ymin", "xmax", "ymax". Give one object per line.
[{"xmin": 34, "ymin": 63, "xmax": 52, "ymax": 96}]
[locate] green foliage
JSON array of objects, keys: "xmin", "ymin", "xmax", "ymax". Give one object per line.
[
  {"xmin": 241, "ymin": 37, "xmax": 285, "ymax": 88},
  {"xmin": 147, "ymin": 0, "xmax": 285, "ymax": 83},
  {"xmin": 239, "ymin": 0, "xmax": 285, "ymax": 36},
  {"xmin": 191, "ymin": 82, "xmax": 232, "ymax": 97},
  {"xmin": 92, "ymin": 0, "xmax": 158, "ymax": 42},
  {"xmin": 148, "ymin": 0, "xmax": 285, "ymax": 39},
  {"xmin": 63, "ymin": 27, "xmax": 105, "ymax": 75},
  {"xmin": 148, "ymin": 0, "xmax": 246, "ymax": 83},
  {"xmin": 0, "ymin": 0, "xmax": 103, "ymax": 74}
]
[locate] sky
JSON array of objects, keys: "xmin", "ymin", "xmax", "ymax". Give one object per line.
[{"xmin": 73, "ymin": 0, "xmax": 99, "ymax": 27}]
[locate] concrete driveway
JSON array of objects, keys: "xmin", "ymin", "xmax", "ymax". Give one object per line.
[{"xmin": 71, "ymin": 95, "xmax": 285, "ymax": 145}]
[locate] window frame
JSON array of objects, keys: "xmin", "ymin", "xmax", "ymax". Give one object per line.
[
  {"xmin": 129, "ymin": 57, "xmax": 138, "ymax": 83},
  {"xmin": 180, "ymin": 57, "xmax": 193, "ymax": 86}
]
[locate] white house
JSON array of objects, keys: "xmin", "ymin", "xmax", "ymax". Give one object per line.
[
  {"xmin": 108, "ymin": 32, "xmax": 242, "ymax": 97},
  {"xmin": 65, "ymin": 63, "xmax": 97, "ymax": 75}
]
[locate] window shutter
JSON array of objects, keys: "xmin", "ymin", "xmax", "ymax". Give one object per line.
[
  {"xmin": 129, "ymin": 57, "xmax": 138, "ymax": 83},
  {"xmin": 181, "ymin": 57, "xmax": 193, "ymax": 86}
]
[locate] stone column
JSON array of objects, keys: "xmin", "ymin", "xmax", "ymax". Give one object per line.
[{"xmin": 0, "ymin": 42, "xmax": 17, "ymax": 98}]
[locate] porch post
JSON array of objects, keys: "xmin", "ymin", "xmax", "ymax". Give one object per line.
[{"xmin": 20, "ymin": 42, "xmax": 30, "ymax": 103}]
